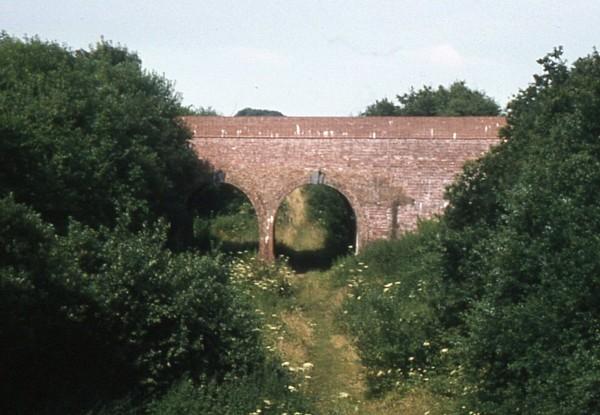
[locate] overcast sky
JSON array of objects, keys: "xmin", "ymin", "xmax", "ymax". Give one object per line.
[{"xmin": 3, "ymin": 1, "xmax": 599, "ymax": 115}]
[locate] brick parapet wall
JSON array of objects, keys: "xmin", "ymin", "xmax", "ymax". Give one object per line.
[{"xmin": 183, "ymin": 116, "xmax": 504, "ymax": 140}]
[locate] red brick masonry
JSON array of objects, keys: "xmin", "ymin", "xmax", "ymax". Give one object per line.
[{"xmin": 183, "ymin": 116, "xmax": 506, "ymax": 260}]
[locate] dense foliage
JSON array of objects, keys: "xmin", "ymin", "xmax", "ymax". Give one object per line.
[
  {"xmin": 0, "ymin": 34, "xmax": 205, "ymax": 241},
  {"xmin": 343, "ymin": 49, "xmax": 600, "ymax": 414},
  {"xmin": 0, "ymin": 35, "xmax": 311, "ymax": 414},
  {"xmin": 362, "ymin": 81, "xmax": 500, "ymax": 116},
  {"xmin": 0, "ymin": 195, "xmax": 265, "ymax": 414},
  {"xmin": 235, "ymin": 107, "xmax": 285, "ymax": 116},
  {"xmin": 439, "ymin": 47, "xmax": 600, "ymax": 414}
]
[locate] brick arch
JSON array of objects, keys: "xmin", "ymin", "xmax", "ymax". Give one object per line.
[
  {"xmin": 272, "ymin": 174, "xmax": 365, "ymax": 253},
  {"xmin": 184, "ymin": 116, "xmax": 505, "ymax": 261}
]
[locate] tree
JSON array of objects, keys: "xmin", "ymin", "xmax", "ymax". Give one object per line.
[
  {"xmin": 362, "ymin": 81, "xmax": 500, "ymax": 116},
  {"xmin": 0, "ymin": 195, "xmax": 265, "ymax": 414},
  {"xmin": 235, "ymin": 107, "xmax": 284, "ymax": 116},
  {"xmin": 361, "ymin": 98, "xmax": 400, "ymax": 116},
  {"xmin": 440, "ymin": 48, "xmax": 600, "ymax": 414},
  {"xmin": 180, "ymin": 105, "xmax": 220, "ymax": 116},
  {"xmin": 0, "ymin": 34, "xmax": 206, "ymax": 239}
]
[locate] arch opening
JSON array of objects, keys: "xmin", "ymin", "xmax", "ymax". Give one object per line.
[
  {"xmin": 188, "ymin": 182, "xmax": 259, "ymax": 253},
  {"xmin": 274, "ymin": 184, "xmax": 357, "ymax": 272}
]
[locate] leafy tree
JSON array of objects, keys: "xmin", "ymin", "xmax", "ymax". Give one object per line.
[
  {"xmin": 0, "ymin": 194, "xmax": 265, "ymax": 414},
  {"xmin": 0, "ymin": 34, "xmax": 206, "ymax": 240},
  {"xmin": 440, "ymin": 47, "xmax": 600, "ymax": 414},
  {"xmin": 180, "ymin": 105, "xmax": 220, "ymax": 116},
  {"xmin": 235, "ymin": 107, "xmax": 284, "ymax": 116},
  {"xmin": 362, "ymin": 81, "xmax": 500, "ymax": 116},
  {"xmin": 0, "ymin": 34, "xmax": 274, "ymax": 414},
  {"xmin": 361, "ymin": 98, "xmax": 399, "ymax": 116}
]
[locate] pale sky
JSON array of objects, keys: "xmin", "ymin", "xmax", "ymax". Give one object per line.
[{"xmin": 2, "ymin": 1, "xmax": 599, "ymax": 115}]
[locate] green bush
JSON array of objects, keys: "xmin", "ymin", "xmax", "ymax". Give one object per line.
[
  {"xmin": 0, "ymin": 195, "xmax": 264, "ymax": 414},
  {"xmin": 190, "ymin": 184, "xmax": 259, "ymax": 252},
  {"xmin": 439, "ymin": 48, "xmax": 600, "ymax": 414},
  {"xmin": 336, "ymin": 49, "xmax": 600, "ymax": 414},
  {"xmin": 0, "ymin": 34, "xmax": 205, "ymax": 242},
  {"xmin": 304, "ymin": 185, "xmax": 356, "ymax": 258},
  {"xmin": 147, "ymin": 361, "xmax": 313, "ymax": 415},
  {"xmin": 337, "ymin": 220, "xmax": 446, "ymax": 394}
]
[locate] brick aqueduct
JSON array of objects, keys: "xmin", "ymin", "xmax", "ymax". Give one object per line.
[{"xmin": 183, "ymin": 116, "xmax": 506, "ymax": 260}]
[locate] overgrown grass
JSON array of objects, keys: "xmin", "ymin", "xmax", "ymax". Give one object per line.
[
  {"xmin": 331, "ymin": 220, "xmax": 460, "ymax": 413},
  {"xmin": 221, "ymin": 249, "xmax": 452, "ymax": 414},
  {"xmin": 275, "ymin": 186, "xmax": 355, "ymax": 271},
  {"xmin": 193, "ymin": 209, "xmax": 258, "ymax": 252},
  {"xmin": 146, "ymin": 361, "xmax": 313, "ymax": 415}
]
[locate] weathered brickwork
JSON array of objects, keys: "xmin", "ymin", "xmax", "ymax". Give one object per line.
[{"xmin": 183, "ymin": 116, "xmax": 506, "ymax": 260}]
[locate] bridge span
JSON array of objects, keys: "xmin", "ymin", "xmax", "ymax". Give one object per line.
[{"xmin": 183, "ymin": 116, "xmax": 505, "ymax": 260}]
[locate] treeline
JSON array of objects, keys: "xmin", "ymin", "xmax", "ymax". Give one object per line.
[
  {"xmin": 361, "ymin": 80, "xmax": 501, "ymax": 116},
  {"xmin": 0, "ymin": 34, "xmax": 312, "ymax": 414},
  {"xmin": 337, "ymin": 48, "xmax": 600, "ymax": 414}
]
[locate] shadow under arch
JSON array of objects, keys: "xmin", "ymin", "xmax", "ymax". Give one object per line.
[
  {"xmin": 273, "ymin": 180, "xmax": 359, "ymax": 272},
  {"xmin": 188, "ymin": 179, "xmax": 260, "ymax": 253}
]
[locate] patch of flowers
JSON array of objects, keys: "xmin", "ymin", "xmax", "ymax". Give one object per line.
[{"xmin": 229, "ymin": 252, "xmax": 295, "ymax": 296}]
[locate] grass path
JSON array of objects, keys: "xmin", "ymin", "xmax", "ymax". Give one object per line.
[
  {"xmin": 294, "ymin": 272, "xmax": 365, "ymax": 414},
  {"xmin": 263, "ymin": 270, "xmax": 438, "ymax": 414}
]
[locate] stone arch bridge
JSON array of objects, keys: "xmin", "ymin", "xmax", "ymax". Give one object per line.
[{"xmin": 183, "ymin": 116, "xmax": 505, "ymax": 260}]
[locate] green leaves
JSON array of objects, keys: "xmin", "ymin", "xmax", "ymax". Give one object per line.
[
  {"xmin": 0, "ymin": 197, "xmax": 266, "ymax": 413},
  {"xmin": 0, "ymin": 35, "xmax": 205, "ymax": 238},
  {"xmin": 439, "ymin": 48, "xmax": 600, "ymax": 414},
  {"xmin": 362, "ymin": 81, "xmax": 501, "ymax": 116}
]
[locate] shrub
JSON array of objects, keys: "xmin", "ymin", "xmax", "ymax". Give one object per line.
[
  {"xmin": 338, "ymin": 220, "xmax": 446, "ymax": 394},
  {"xmin": 0, "ymin": 195, "xmax": 264, "ymax": 414},
  {"xmin": 147, "ymin": 361, "xmax": 313, "ymax": 415},
  {"xmin": 439, "ymin": 48, "xmax": 600, "ymax": 414}
]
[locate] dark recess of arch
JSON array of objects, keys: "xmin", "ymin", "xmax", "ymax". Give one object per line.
[
  {"xmin": 188, "ymin": 182, "xmax": 259, "ymax": 253},
  {"xmin": 274, "ymin": 184, "xmax": 356, "ymax": 272}
]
